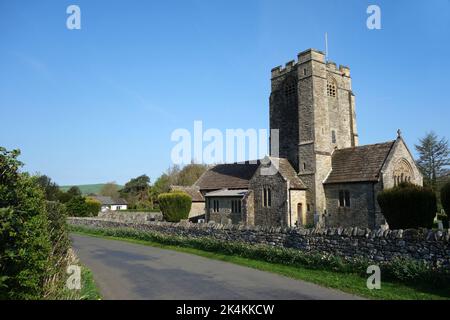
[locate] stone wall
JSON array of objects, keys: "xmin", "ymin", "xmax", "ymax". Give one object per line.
[
  {"xmin": 68, "ymin": 217, "xmax": 450, "ymax": 269},
  {"xmin": 97, "ymin": 211, "xmax": 163, "ymax": 223}
]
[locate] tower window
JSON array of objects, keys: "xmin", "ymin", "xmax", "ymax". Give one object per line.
[
  {"xmin": 327, "ymin": 81, "xmax": 336, "ymax": 97},
  {"xmin": 331, "ymin": 130, "xmax": 336, "ymax": 143},
  {"xmin": 303, "ymin": 68, "xmax": 307, "ymax": 76},
  {"xmin": 284, "ymin": 79, "xmax": 296, "ymax": 98}
]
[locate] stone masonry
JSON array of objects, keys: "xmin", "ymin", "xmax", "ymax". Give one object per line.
[{"xmin": 69, "ymin": 217, "xmax": 450, "ymax": 269}]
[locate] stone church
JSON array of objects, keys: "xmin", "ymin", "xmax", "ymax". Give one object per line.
[{"xmin": 174, "ymin": 48, "xmax": 423, "ymax": 229}]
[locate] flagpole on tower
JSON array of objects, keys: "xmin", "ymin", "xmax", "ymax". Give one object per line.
[{"xmin": 325, "ymin": 32, "xmax": 329, "ymax": 61}]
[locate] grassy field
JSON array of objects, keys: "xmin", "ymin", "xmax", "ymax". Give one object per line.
[
  {"xmin": 60, "ymin": 184, "xmax": 123, "ymax": 195},
  {"xmin": 71, "ymin": 227, "xmax": 450, "ymax": 300}
]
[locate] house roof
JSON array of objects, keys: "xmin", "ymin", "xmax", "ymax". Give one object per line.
[
  {"xmin": 194, "ymin": 161, "xmax": 261, "ymax": 190},
  {"xmin": 204, "ymin": 189, "xmax": 248, "ymax": 197},
  {"xmin": 170, "ymin": 185, "xmax": 204, "ymax": 202},
  {"xmin": 324, "ymin": 141, "xmax": 395, "ymax": 184},
  {"xmin": 270, "ymin": 157, "xmax": 307, "ymax": 189},
  {"xmin": 91, "ymin": 195, "xmax": 128, "ymax": 205}
]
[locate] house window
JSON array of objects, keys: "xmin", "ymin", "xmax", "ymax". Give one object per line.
[
  {"xmin": 212, "ymin": 199, "xmax": 219, "ymax": 213},
  {"xmin": 263, "ymin": 187, "xmax": 272, "ymax": 207},
  {"xmin": 331, "ymin": 130, "xmax": 336, "ymax": 143},
  {"xmin": 231, "ymin": 199, "xmax": 241, "ymax": 213},
  {"xmin": 339, "ymin": 190, "xmax": 351, "ymax": 208},
  {"xmin": 327, "ymin": 80, "xmax": 336, "ymax": 97}
]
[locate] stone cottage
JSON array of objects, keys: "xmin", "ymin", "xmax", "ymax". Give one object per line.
[{"xmin": 178, "ymin": 48, "xmax": 423, "ymax": 229}]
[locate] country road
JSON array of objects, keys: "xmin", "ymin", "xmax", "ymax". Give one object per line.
[{"xmin": 71, "ymin": 234, "xmax": 363, "ymax": 300}]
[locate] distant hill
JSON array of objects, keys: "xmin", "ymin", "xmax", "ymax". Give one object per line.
[{"xmin": 59, "ymin": 184, "xmax": 123, "ymax": 195}]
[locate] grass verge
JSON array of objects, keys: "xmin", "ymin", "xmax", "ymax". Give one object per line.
[{"xmin": 70, "ymin": 225, "xmax": 449, "ymax": 300}]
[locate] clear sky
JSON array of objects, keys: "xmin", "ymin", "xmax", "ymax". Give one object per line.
[{"xmin": 1, "ymin": 0, "xmax": 449, "ymax": 185}]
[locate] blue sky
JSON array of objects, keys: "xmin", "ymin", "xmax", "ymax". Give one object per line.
[{"xmin": 0, "ymin": 0, "xmax": 449, "ymax": 185}]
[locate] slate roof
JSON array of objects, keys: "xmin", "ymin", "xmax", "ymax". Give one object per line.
[
  {"xmin": 170, "ymin": 185, "xmax": 204, "ymax": 202},
  {"xmin": 91, "ymin": 195, "xmax": 128, "ymax": 205},
  {"xmin": 204, "ymin": 189, "xmax": 248, "ymax": 197},
  {"xmin": 324, "ymin": 141, "xmax": 395, "ymax": 184},
  {"xmin": 272, "ymin": 157, "xmax": 307, "ymax": 189},
  {"xmin": 194, "ymin": 161, "xmax": 261, "ymax": 190}
]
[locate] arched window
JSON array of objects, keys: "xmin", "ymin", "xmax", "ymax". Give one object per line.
[
  {"xmin": 327, "ymin": 78, "xmax": 337, "ymax": 97},
  {"xmin": 393, "ymin": 159, "xmax": 414, "ymax": 186}
]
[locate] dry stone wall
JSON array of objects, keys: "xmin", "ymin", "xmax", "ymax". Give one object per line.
[{"xmin": 68, "ymin": 217, "xmax": 450, "ymax": 269}]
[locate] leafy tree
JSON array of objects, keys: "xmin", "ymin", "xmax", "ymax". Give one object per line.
[
  {"xmin": 100, "ymin": 182, "xmax": 120, "ymax": 199},
  {"xmin": 175, "ymin": 163, "xmax": 208, "ymax": 186},
  {"xmin": 35, "ymin": 174, "xmax": 61, "ymax": 201},
  {"xmin": 66, "ymin": 196, "xmax": 89, "ymax": 217},
  {"xmin": 57, "ymin": 186, "xmax": 82, "ymax": 203},
  {"xmin": 120, "ymin": 175, "xmax": 151, "ymax": 209},
  {"xmin": 415, "ymin": 132, "xmax": 450, "ymax": 190},
  {"xmin": 0, "ymin": 147, "xmax": 52, "ymax": 299}
]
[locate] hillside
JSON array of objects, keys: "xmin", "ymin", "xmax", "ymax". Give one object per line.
[{"xmin": 59, "ymin": 184, "xmax": 123, "ymax": 195}]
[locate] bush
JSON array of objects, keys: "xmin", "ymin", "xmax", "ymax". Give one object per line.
[
  {"xmin": 441, "ymin": 182, "xmax": 450, "ymax": 217},
  {"xmin": 0, "ymin": 153, "xmax": 52, "ymax": 299},
  {"xmin": 66, "ymin": 196, "xmax": 89, "ymax": 217},
  {"xmin": 377, "ymin": 182, "xmax": 437, "ymax": 229},
  {"xmin": 158, "ymin": 192, "xmax": 191, "ymax": 222},
  {"xmin": 437, "ymin": 213, "xmax": 449, "ymax": 229},
  {"xmin": 85, "ymin": 198, "xmax": 101, "ymax": 217}
]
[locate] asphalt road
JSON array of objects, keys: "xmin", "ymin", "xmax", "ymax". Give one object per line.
[{"xmin": 71, "ymin": 234, "xmax": 363, "ymax": 300}]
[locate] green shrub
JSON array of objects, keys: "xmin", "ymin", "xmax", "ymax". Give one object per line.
[
  {"xmin": 437, "ymin": 213, "xmax": 449, "ymax": 229},
  {"xmin": 0, "ymin": 163, "xmax": 52, "ymax": 299},
  {"xmin": 85, "ymin": 198, "xmax": 101, "ymax": 217},
  {"xmin": 46, "ymin": 201, "xmax": 70, "ymax": 258},
  {"xmin": 66, "ymin": 196, "xmax": 100, "ymax": 217},
  {"xmin": 377, "ymin": 182, "xmax": 437, "ymax": 229},
  {"xmin": 158, "ymin": 192, "xmax": 191, "ymax": 222},
  {"xmin": 441, "ymin": 182, "xmax": 450, "ymax": 217}
]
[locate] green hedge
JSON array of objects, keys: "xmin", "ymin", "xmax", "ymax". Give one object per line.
[
  {"xmin": 377, "ymin": 183, "xmax": 437, "ymax": 229},
  {"xmin": 69, "ymin": 225, "xmax": 450, "ymax": 290},
  {"xmin": 158, "ymin": 192, "xmax": 191, "ymax": 222},
  {"xmin": 441, "ymin": 182, "xmax": 450, "ymax": 218}
]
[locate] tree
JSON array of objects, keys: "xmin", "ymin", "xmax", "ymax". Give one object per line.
[
  {"xmin": 0, "ymin": 147, "xmax": 52, "ymax": 299},
  {"xmin": 66, "ymin": 196, "xmax": 89, "ymax": 217},
  {"xmin": 35, "ymin": 174, "xmax": 61, "ymax": 201},
  {"xmin": 415, "ymin": 132, "xmax": 450, "ymax": 190},
  {"xmin": 120, "ymin": 175, "xmax": 151, "ymax": 209},
  {"xmin": 57, "ymin": 186, "xmax": 82, "ymax": 203},
  {"xmin": 100, "ymin": 182, "xmax": 120, "ymax": 199}
]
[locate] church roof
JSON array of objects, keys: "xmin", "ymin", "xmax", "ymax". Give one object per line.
[
  {"xmin": 268, "ymin": 157, "xmax": 307, "ymax": 189},
  {"xmin": 194, "ymin": 161, "xmax": 261, "ymax": 190},
  {"xmin": 170, "ymin": 185, "xmax": 204, "ymax": 202},
  {"xmin": 324, "ymin": 141, "xmax": 395, "ymax": 184}
]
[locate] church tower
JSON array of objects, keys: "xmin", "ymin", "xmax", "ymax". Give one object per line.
[{"xmin": 269, "ymin": 48, "xmax": 358, "ymax": 223}]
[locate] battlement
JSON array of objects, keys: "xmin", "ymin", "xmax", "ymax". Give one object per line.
[{"xmin": 271, "ymin": 48, "xmax": 350, "ymax": 78}]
